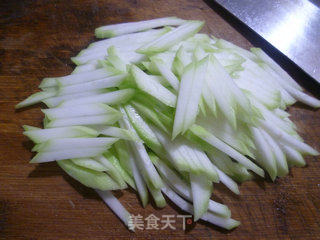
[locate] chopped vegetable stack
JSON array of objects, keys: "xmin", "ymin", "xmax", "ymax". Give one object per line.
[{"xmin": 16, "ymin": 17, "xmax": 320, "ymax": 231}]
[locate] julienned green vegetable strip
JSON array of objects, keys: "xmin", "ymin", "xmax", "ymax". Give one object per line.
[
  {"xmin": 119, "ymin": 106, "xmax": 164, "ymax": 190},
  {"xmin": 42, "ymin": 103, "xmax": 120, "ymax": 120},
  {"xmin": 161, "ymin": 182, "xmax": 240, "ymax": 230},
  {"xmin": 95, "ymin": 190, "xmax": 133, "ymax": 230},
  {"xmin": 33, "ymin": 137, "xmax": 118, "ymax": 152},
  {"xmin": 95, "ymin": 17, "xmax": 186, "ymax": 38},
  {"xmin": 149, "ymin": 152, "xmax": 231, "ymax": 218},
  {"xmin": 16, "ymin": 17, "xmax": 319, "ymax": 231},
  {"xmin": 172, "ymin": 55, "xmax": 208, "ymax": 138}
]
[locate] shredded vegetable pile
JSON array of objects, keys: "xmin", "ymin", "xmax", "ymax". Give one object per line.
[{"xmin": 16, "ymin": 17, "xmax": 320, "ymax": 231}]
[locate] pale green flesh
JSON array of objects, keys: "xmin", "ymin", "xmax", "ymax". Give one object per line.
[{"xmin": 58, "ymin": 159, "xmax": 124, "ymax": 190}]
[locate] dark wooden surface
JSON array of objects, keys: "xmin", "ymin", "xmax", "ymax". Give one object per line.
[{"xmin": 0, "ymin": 0, "xmax": 320, "ymax": 239}]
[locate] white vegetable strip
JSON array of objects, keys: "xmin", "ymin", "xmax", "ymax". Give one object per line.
[
  {"xmin": 124, "ymin": 104, "xmax": 163, "ymax": 153},
  {"xmin": 150, "ymin": 51, "xmax": 176, "ymax": 72},
  {"xmin": 153, "ymin": 124, "xmax": 218, "ymax": 180},
  {"xmin": 99, "ymin": 126, "xmax": 140, "ymax": 142},
  {"xmin": 173, "ymin": 56, "xmax": 208, "ymax": 138},
  {"xmin": 117, "ymin": 128, "xmax": 149, "ymax": 207},
  {"xmin": 249, "ymin": 99, "xmax": 296, "ymax": 135},
  {"xmin": 207, "ymin": 149, "xmax": 253, "ymax": 183},
  {"xmin": 95, "ymin": 17, "xmax": 185, "ymax": 38},
  {"xmin": 105, "ymin": 151, "xmax": 137, "ymax": 190},
  {"xmin": 57, "ymin": 160, "xmax": 123, "ymax": 191},
  {"xmin": 127, "ymin": 145, "xmax": 149, "ymax": 207},
  {"xmin": 113, "ymin": 142, "xmax": 132, "ymax": 176},
  {"xmin": 82, "ymin": 36, "xmax": 163, "ymax": 59},
  {"xmin": 89, "ymin": 28, "xmax": 168, "ymax": 48},
  {"xmin": 215, "ymin": 38, "xmax": 256, "ymax": 60},
  {"xmin": 190, "ymin": 125, "xmax": 265, "ymax": 177},
  {"xmin": 147, "ymin": 184, "xmax": 167, "ymax": 208},
  {"xmin": 42, "ymin": 90, "xmax": 107, "ymax": 108},
  {"xmin": 212, "ymin": 165, "xmax": 240, "ymax": 195},
  {"xmin": 186, "ymin": 144, "xmax": 219, "ymax": 182},
  {"xmin": 273, "ymin": 108, "xmax": 290, "ymax": 119},
  {"xmin": 130, "ymin": 141, "xmax": 164, "ymax": 188},
  {"xmin": 72, "ymin": 60, "xmax": 100, "ymax": 74},
  {"xmin": 152, "ymin": 58, "xmax": 179, "ymax": 91},
  {"xmin": 151, "ymin": 126, "xmax": 199, "ymax": 173},
  {"xmin": 42, "ymin": 103, "xmax": 119, "ymax": 119},
  {"xmin": 80, "ymin": 42, "xmax": 144, "ymax": 60},
  {"xmin": 259, "ymin": 63, "xmax": 319, "ymax": 107},
  {"xmin": 40, "ymin": 67, "xmax": 118, "ymax": 88},
  {"xmin": 73, "ymin": 48, "xmax": 146, "ymax": 66},
  {"xmin": 152, "ymin": 155, "xmax": 230, "ymax": 217},
  {"xmin": 217, "ymin": 64, "xmax": 256, "ymax": 122},
  {"xmin": 193, "ymin": 45, "xmax": 208, "ymax": 60},
  {"xmin": 213, "ymin": 50, "xmax": 244, "ymax": 67},
  {"xmin": 257, "ymin": 63, "xmax": 296, "ymax": 105},
  {"xmin": 96, "ymin": 155, "xmax": 127, "ymax": 188},
  {"xmin": 250, "ymin": 48, "xmax": 303, "ymax": 91},
  {"xmin": 241, "ymin": 58, "xmax": 294, "ymax": 106},
  {"xmin": 23, "ymin": 126, "xmax": 98, "ymax": 143},
  {"xmin": 30, "ymin": 148, "xmax": 106, "ymax": 163},
  {"xmin": 22, "ymin": 125, "xmax": 41, "ymax": 131},
  {"xmin": 202, "ymin": 78, "xmax": 217, "ymax": 116},
  {"xmin": 197, "ymin": 114, "xmax": 255, "ymax": 158},
  {"xmin": 280, "ymin": 84, "xmax": 320, "ymax": 108},
  {"xmin": 180, "ymin": 145, "xmax": 203, "ymax": 174},
  {"xmin": 106, "ymin": 46, "xmax": 130, "ymax": 72},
  {"xmin": 130, "ymin": 65, "xmax": 176, "ymax": 107},
  {"xmin": 172, "ymin": 59, "xmax": 194, "ymax": 136},
  {"xmin": 34, "ymin": 137, "xmax": 118, "ymax": 152},
  {"xmin": 58, "ymin": 74, "xmax": 126, "ymax": 96},
  {"xmin": 46, "ymin": 114, "xmax": 121, "ymax": 128},
  {"xmin": 137, "ymin": 21, "xmax": 204, "ymax": 54},
  {"xmin": 72, "ymin": 158, "xmax": 108, "ymax": 172},
  {"xmin": 152, "ymin": 127, "xmax": 190, "ymax": 172},
  {"xmin": 60, "ymin": 89, "xmax": 135, "ymax": 107},
  {"xmin": 148, "ymin": 75, "xmax": 171, "ymax": 88},
  {"xmin": 260, "ymin": 129, "xmax": 288, "ymax": 177},
  {"xmin": 16, "ymin": 91, "xmax": 56, "ymax": 109},
  {"xmin": 280, "ymin": 144, "xmax": 306, "ymax": 167},
  {"xmin": 119, "ymin": 107, "xmax": 164, "ymax": 189},
  {"xmin": 251, "ymin": 127, "xmax": 277, "ymax": 181},
  {"xmin": 190, "ymin": 173, "xmax": 212, "ymax": 221},
  {"xmin": 38, "ymin": 78, "xmax": 57, "ymax": 89},
  {"xmin": 235, "ymin": 75, "xmax": 280, "ymax": 109},
  {"xmin": 260, "ymin": 120, "xmax": 319, "ymax": 156},
  {"xmin": 162, "ymin": 183, "xmax": 240, "ymax": 230},
  {"xmin": 130, "ymin": 100, "xmax": 171, "ymax": 134},
  {"xmin": 95, "ymin": 190, "xmax": 132, "ymax": 229},
  {"xmin": 237, "ymin": 64, "xmax": 281, "ymax": 96},
  {"xmin": 172, "ymin": 46, "xmax": 193, "ymax": 77},
  {"xmin": 205, "ymin": 55, "xmax": 237, "ymax": 128}
]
